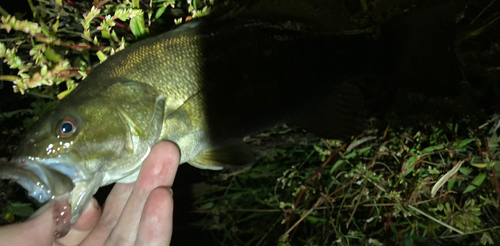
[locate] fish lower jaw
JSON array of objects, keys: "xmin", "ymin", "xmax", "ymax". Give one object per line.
[{"xmin": 16, "ymin": 176, "xmax": 52, "ymax": 202}]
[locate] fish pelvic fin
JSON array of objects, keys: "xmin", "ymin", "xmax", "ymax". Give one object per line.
[{"xmin": 188, "ymin": 141, "xmax": 255, "ymax": 170}]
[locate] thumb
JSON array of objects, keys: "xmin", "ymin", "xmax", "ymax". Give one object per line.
[
  {"xmin": 56, "ymin": 198, "xmax": 101, "ymax": 246},
  {"xmin": 0, "ymin": 201, "xmax": 58, "ymax": 246}
]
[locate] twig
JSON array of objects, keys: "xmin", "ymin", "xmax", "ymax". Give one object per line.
[
  {"xmin": 408, "ymin": 205, "xmax": 464, "ymax": 235},
  {"xmin": 471, "ymin": 0, "xmax": 497, "ymax": 24},
  {"xmin": 415, "ymin": 191, "xmax": 455, "ymax": 205},
  {"xmin": 280, "ymin": 197, "xmax": 325, "ymax": 241},
  {"xmin": 420, "ymin": 160, "xmax": 442, "ymax": 166},
  {"xmin": 94, "ymin": 0, "xmax": 115, "ymax": 9},
  {"xmin": 223, "ymin": 176, "xmax": 235, "ymax": 197},
  {"xmin": 328, "ymin": 179, "xmax": 355, "ymax": 197},
  {"xmin": 97, "ymin": 16, "xmax": 126, "ymax": 29},
  {"xmin": 439, "ymin": 226, "xmax": 500, "ymax": 239},
  {"xmin": 194, "ymin": 208, "xmax": 281, "ymax": 213},
  {"xmin": 65, "ymin": 0, "xmax": 127, "ymax": 29},
  {"xmin": 484, "ymin": 136, "xmax": 500, "ymax": 203},
  {"xmin": 281, "ymin": 179, "xmax": 355, "ymax": 241},
  {"xmin": 256, "ymin": 216, "xmax": 282, "ymax": 246},
  {"xmin": 382, "ymin": 124, "xmax": 390, "ymax": 139},
  {"xmin": 372, "ymin": 162, "xmax": 394, "ymax": 175},
  {"xmin": 194, "ymin": 203, "xmax": 404, "ymax": 214},
  {"xmin": 346, "ymin": 187, "xmax": 364, "ymax": 228},
  {"xmin": 33, "ymin": 34, "xmax": 101, "ymax": 51},
  {"xmin": 288, "ymin": 141, "xmax": 347, "ymax": 231}
]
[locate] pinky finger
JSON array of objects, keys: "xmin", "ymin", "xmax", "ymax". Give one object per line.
[{"xmin": 135, "ymin": 187, "xmax": 173, "ymax": 246}]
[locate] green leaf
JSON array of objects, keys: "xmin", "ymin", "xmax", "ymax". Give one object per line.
[
  {"xmin": 101, "ymin": 28, "xmax": 111, "ymax": 39},
  {"xmin": 9, "ymin": 203, "xmax": 35, "ymax": 217},
  {"xmin": 494, "ymin": 162, "xmax": 500, "ymax": 172},
  {"xmin": 305, "ymin": 216, "xmax": 326, "ymax": 224},
  {"xmin": 452, "ymin": 138, "xmax": 474, "ymax": 149},
  {"xmin": 464, "ymin": 173, "xmax": 487, "ymax": 194},
  {"xmin": 471, "ymin": 173, "xmax": 486, "ymax": 187},
  {"xmin": 0, "ymin": 109, "xmax": 33, "ymax": 120},
  {"xmin": 155, "ymin": 5, "xmax": 168, "ymax": 19},
  {"xmin": 345, "ymin": 151, "xmax": 356, "ymax": 159},
  {"xmin": 358, "ymin": 146, "xmax": 372, "ymax": 155},
  {"xmin": 52, "ymin": 17, "xmax": 60, "ymax": 33},
  {"xmin": 422, "ymin": 144, "xmax": 444, "ymax": 154},
  {"xmin": 57, "ymin": 86, "xmax": 77, "ymax": 99},
  {"xmin": 404, "ymin": 156, "xmax": 419, "ymax": 176},
  {"xmin": 459, "ymin": 167, "xmax": 471, "ymax": 175},
  {"xmin": 236, "ymin": 212, "xmax": 268, "ymax": 223},
  {"xmin": 480, "ymin": 232, "xmax": 494, "ymax": 245},
  {"xmin": 44, "ymin": 47, "xmax": 61, "ymax": 63},
  {"xmin": 40, "ymin": 25, "xmax": 55, "ymax": 38},
  {"xmin": 470, "ymin": 163, "xmax": 489, "ymax": 168},
  {"xmin": 96, "ymin": 51, "xmax": 107, "ymax": 62},
  {"xmin": 132, "ymin": 0, "xmax": 140, "ymax": 8},
  {"xmin": 199, "ymin": 202, "xmax": 214, "ymax": 210},
  {"xmin": 404, "ymin": 233, "xmax": 415, "ymax": 246},
  {"xmin": 447, "ymin": 178, "xmax": 456, "ymax": 191},
  {"xmin": 389, "ymin": 222, "xmax": 397, "ymax": 234},
  {"xmin": 330, "ymin": 160, "xmax": 344, "ymax": 174},
  {"xmin": 130, "ymin": 14, "xmax": 149, "ymax": 39},
  {"xmin": 463, "ymin": 184, "xmax": 476, "ymax": 193}
]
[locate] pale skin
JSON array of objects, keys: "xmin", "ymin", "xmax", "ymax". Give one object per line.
[{"xmin": 0, "ymin": 141, "xmax": 179, "ymax": 246}]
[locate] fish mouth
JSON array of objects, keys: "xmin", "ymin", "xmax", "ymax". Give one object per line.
[
  {"xmin": 1, "ymin": 156, "xmax": 102, "ymax": 227},
  {"xmin": 0, "ymin": 158, "xmax": 76, "ymax": 203}
]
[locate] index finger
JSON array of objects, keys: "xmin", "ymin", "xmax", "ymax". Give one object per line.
[{"xmin": 104, "ymin": 141, "xmax": 180, "ymax": 245}]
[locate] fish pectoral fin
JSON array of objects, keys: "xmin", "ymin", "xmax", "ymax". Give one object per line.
[{"xmin": 189, "ymin": 141, "xmax": 255, "ymax": 170}]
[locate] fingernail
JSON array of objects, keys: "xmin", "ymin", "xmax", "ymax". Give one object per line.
[
  {"xmin": 84, "ymin": 198, "xmax": 99, "ymax": 212},
  {"xmin": 53, "ymin": 200, "xmax": 72, "ymax": 238}
]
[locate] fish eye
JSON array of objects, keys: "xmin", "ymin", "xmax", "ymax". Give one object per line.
[{"xmin": 57, "ymin": 116, "xmax": 78, "ymax": 138}]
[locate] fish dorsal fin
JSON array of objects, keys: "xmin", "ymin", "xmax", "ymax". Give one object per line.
[
  {"xmin": 189, "ymin": 141, "xmax": 255, "ymax": 170},
  {"xmin": 220, "ymin": 0, "xmax": 356, "ymax": 31}
]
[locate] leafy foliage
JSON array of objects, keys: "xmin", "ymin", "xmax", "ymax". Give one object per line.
[
  {"xmin": 0, "ymin": 0, "xmax": 211, "ymax": 225},
  {"xmin": 195, "ymin": 117, "xmax": 500, "ymax": 245}
]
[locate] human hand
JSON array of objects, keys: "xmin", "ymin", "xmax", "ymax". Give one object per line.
[{"xmin": 0, "ymin": 141, "xmax": 179, "ymax": 246}]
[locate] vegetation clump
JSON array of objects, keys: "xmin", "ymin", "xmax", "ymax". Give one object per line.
[{"xmin": 195, "ymin": 119, "xmax": 500, "ymax": 245}]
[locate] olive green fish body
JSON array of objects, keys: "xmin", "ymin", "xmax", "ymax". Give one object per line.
[
  {"xmin": 2, "ymin": 0, "xmax": 465, "ymax": 227},
  {"xmin": 8, "ymin": 13, "xmax": 382, "ymax": 224},
  {"xmin": 59, "ymin": 17, "xmax": 376, "ymax": 168}
]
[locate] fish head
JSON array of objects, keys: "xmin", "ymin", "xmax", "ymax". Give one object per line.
[{"xmin": 3, "ymin": 81, "xmax": 165, "ymax": 224}]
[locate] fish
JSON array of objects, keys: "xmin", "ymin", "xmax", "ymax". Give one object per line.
[{"xmin": 0, "ymin": 0, "xmax": 460, "ymax": 230}]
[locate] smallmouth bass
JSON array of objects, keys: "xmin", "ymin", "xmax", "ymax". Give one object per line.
[{"xmin": 1, "ymin": 4, "xmax": 389, "ymax": 227}]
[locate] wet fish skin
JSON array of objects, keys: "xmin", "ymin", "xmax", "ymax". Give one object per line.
[{"xmin": 7, "ymin": 13, "xmax": 383, "ymax": 223}]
